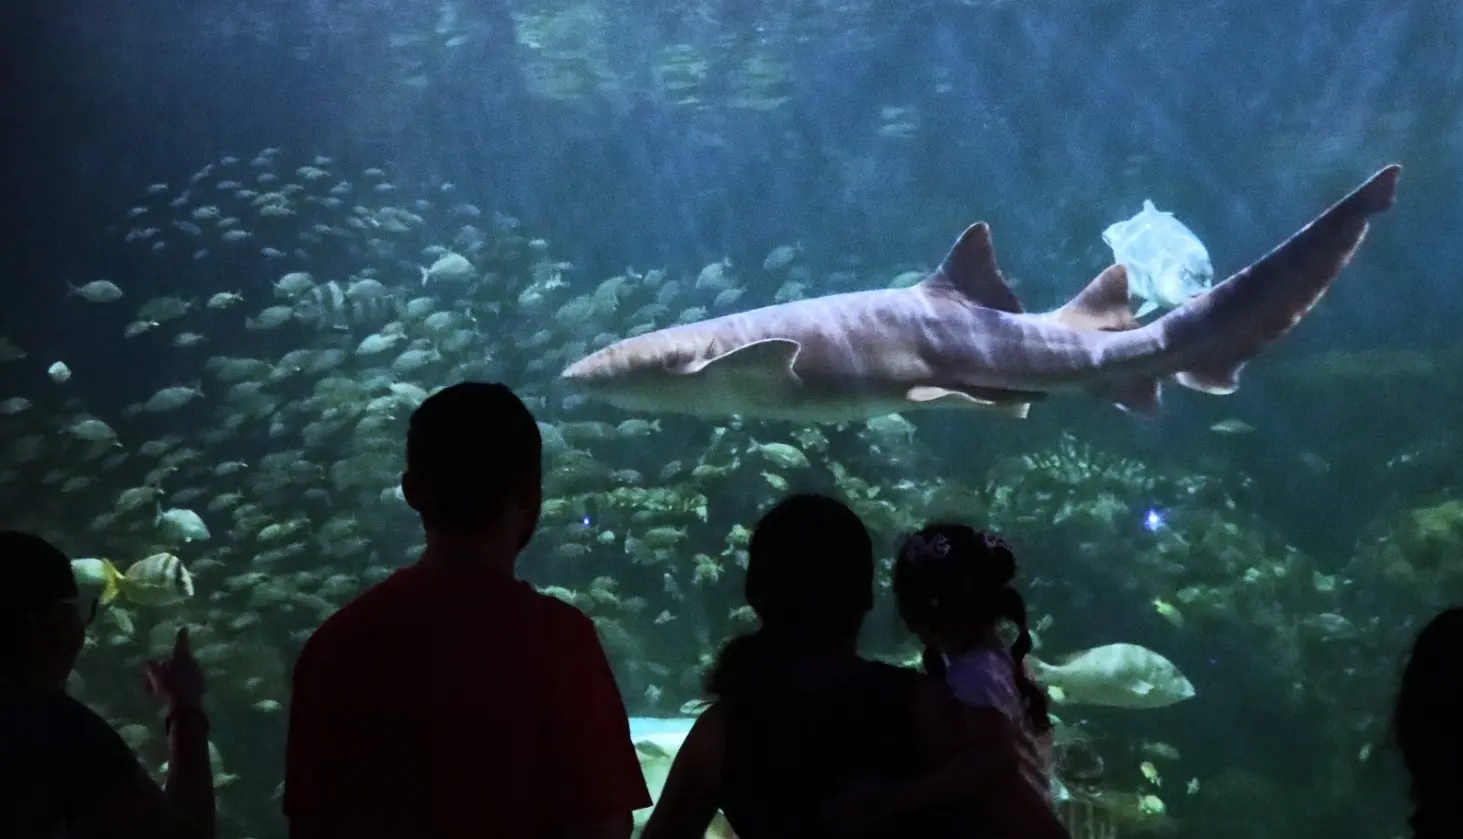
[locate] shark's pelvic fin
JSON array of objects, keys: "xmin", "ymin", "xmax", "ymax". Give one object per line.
[
  {"xmin": 683, "ymin": 337, "xmax": 803, "ymax": 386},
  {"xmin": 1174, "ymin": 368, "xmax": 1238, "ymax": 395},
  {"xmin": 922, "ymin": 223, "xmax": 1025, "ymax": 313},
  {"xmin": 1046, "ymin": 265, "xmax": 1141, "ymax": 332},
  {"xmin": 906, "ymin": 384, "xmax": 1034, "ymax": 419}
]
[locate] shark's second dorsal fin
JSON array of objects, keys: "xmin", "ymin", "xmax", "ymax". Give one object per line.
[
  {"xmin": 1047, "ymin": 265, "xmax": 1141, "ymax": 332},
  {"xmin": 922, "ymin": 223, "xmax": 1024, "ymax": 313}
]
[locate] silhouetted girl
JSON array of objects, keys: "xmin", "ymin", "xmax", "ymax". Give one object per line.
[{"xmin": 894, "ymin": 524, "xmax": 1057, "ymax": 809}]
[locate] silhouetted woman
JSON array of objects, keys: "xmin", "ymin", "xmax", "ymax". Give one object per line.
[
  {"xmin": 1395, "ymin": 606, "xmax": 1463, "ymax": 839},
  {"xmin": 641, "ymin": 494, "xmax": 1068, "ymax": 839}
]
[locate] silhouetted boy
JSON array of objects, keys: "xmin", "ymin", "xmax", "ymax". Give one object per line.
[{"xmin": 285, "ymin": 382, "xmax": 649, "ymax": 839}]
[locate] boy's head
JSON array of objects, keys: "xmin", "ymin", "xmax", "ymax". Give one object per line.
[{"xmin": 402, "ymin": 382, "xmax": 543, "ymax": 551}]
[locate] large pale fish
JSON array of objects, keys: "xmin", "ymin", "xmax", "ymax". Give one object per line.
[
  {"xmin": 1027, "ymin": 643, "xmax": 1194, "ymax": 710},
  {"xmin": 562, "ymin": 166, "xmax": 1400, "ymax": 423},
  {"xmin": 1102, "ymin": 199, "xmax": 1215, "ymax": 317}
]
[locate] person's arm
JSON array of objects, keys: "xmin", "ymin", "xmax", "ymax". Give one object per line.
[
  {"xmin": 876, "ymin": 688, "xmax": 1070, "ymax": 839},
  {"xmin": 62, "ymin": 697, "xmax": 214, "ymax": 839},
  {"xmin": 947, "ymin": 703, "xmax": 1069, "ymax": 839},
  {"xmin": 547, "ymin": 610, "xmax": 653, "ymax": 839},
  {"xmin": 906, "ymin": 681, "xmax": 1022, "ymax": 800},
  {"xmin": 78, "ymin": 626, "xmax": 216, "ymax": 839},
  {"xmin": 160, "ymin": 706, "xmax": 215, "ymax": 833},
  {"xmin": 822, "ymin": 678, "xmax": 1017, "ymax": 832},
  {"xmin": 639, "ymin": 705, "xmax": 726, "ymax": 839},
  {"xmin": 824, "ymin": 677, "xmax": 1075, "ymax": 839}
]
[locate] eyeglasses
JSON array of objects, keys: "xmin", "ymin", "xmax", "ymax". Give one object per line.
[{"xmin": 56, "ymin": 595, "xmax": 99, "ymax": 625}]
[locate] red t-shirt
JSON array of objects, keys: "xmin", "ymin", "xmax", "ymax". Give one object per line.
[{"xmin": 283, "ymin": 563, "xmax": 651, "ymax": 838}]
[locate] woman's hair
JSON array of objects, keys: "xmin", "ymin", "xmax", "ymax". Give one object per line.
[
  {"xmin": 892, "ymin": 524, "xmax": 1052, "ymax": 733},
  {"xmin": 706, "ymin": 494, "xmax": 874, "ymax": 702},
  {"xmin": 1393, "ymin": 606, "xmax": 1463, "ymax": 834}
]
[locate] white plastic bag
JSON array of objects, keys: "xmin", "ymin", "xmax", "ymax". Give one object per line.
[{"xmin": 1102, "ymin": 199, "xmax": 1214, "ymax": 317}]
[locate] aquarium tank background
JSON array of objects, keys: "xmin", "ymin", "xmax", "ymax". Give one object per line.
[{"xmin": 1, "ymin": 0, "xmax": 1458, "ymax": 837}]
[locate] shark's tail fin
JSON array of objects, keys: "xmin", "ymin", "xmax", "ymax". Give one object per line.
[{"xmin": 1163, "ymin": 165, "xmax": 1400, "ymax": 395}]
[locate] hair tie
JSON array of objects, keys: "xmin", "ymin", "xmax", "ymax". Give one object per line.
[
  {"xmin": 903, "ymin": 533, "xmax": 951, "ymax": 562},
  {"xmin": 980, "ymin": 531, "xmax": 1011, "ymax": 554}
]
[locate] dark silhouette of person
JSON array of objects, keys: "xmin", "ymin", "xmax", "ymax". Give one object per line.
[
  {"xmin": 284, "ymin": 382, "xmax": 650, "ymax": 839},
  {"xmin": 0, "ymin": 530, "xmax": 214, "ymax": 838},
  {"xmin": 642, "ymin": 493, "xmax": 1046, "ymax": 839},
  {"xmin": 1394, "ymin": 606, "xmax": 1463, "ymax": 839}
]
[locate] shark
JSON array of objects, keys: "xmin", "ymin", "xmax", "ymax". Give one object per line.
[{"xmin": 561, "ymin": 165, "xmax": 1401, "ymax": 423}]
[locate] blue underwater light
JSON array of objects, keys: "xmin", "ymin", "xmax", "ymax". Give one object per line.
[
  {"xmin": 1142, "ymin": 508, "xmax": 1166, "ymax": 533},
  {"xmin": 582, "ymin": 515, "xmax": 593, "ymax": 528}
]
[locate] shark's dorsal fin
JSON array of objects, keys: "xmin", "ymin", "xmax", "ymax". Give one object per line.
[
  {"xmin": 1048, "ymin": 265, "xmax": 1140, "ymax": 332},
  {"xmin": 922, "ymin": 223, "xmax": 1024, "ymax": 313}
]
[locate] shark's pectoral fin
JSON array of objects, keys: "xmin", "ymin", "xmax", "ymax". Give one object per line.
[
  {"xmin": 682, "ymin": 338, "xmax": 803, "ymax": 388},
  {"xmin": 1047, "ymin": 265, "xmax": 1141, "ymax": 332},
  {"xmin": 906, "ymin": 385, "xmax": 1035, "ymax": 419},
  {"xmin": 1090, "ymin": 379, "xmax": 1163, "ymax": 415}
]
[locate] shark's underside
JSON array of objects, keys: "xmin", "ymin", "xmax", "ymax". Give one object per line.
[{"xmin": 562, "ymin": 165, "xmax": 1401, "ymax": 423}]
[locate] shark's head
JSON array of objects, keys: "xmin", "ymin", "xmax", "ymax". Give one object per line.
[
  {"xmin": 560, "ymin": 328, "xmax": 714, "ymax": 414},
  {"xmin": 562, "ymin": 324, "xmax": 808, "ymax": 418}
]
